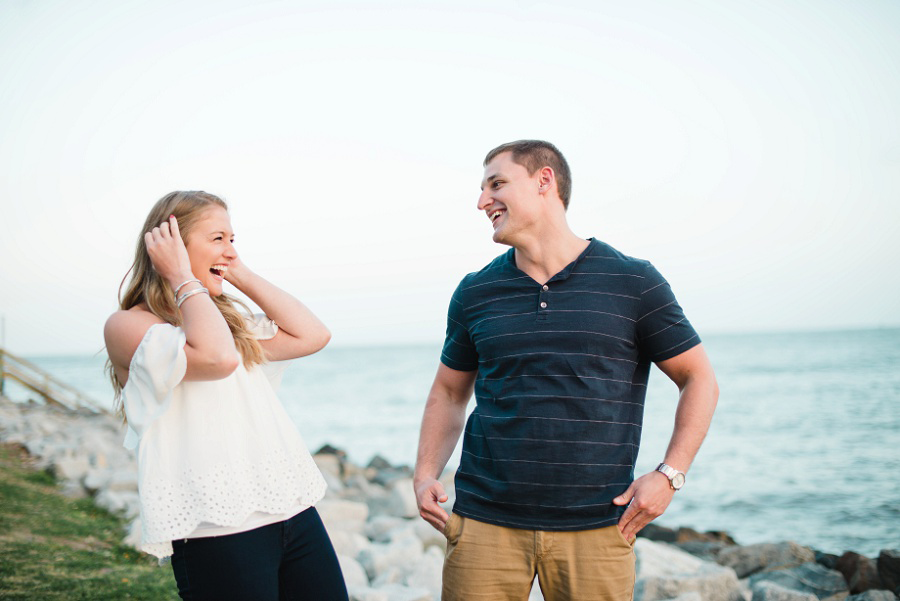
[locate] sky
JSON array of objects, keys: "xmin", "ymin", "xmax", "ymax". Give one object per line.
[{"xmin": 1, "ymin": 0, "xmax": 898, "ymax": 356}]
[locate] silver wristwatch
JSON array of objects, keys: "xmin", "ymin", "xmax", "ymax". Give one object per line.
[{"xmin": 656, "ymin": 463, "xmax": 686, "ymax": 491}]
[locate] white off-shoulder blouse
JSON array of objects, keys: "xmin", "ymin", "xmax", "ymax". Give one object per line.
[{"xmin": 121, "ymin": 315, "xmax": 327, "ymax": 558}]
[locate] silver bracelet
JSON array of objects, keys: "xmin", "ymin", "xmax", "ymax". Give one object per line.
[
  {"xmin": 173, "ymin": 278, "xmax": 202, "ymax": 299},
  {"xmin": 176, "ymin": 287, "xmax": 209, "ymax": 308}
]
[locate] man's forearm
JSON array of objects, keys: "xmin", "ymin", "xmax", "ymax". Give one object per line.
[
  {"xmin": 414, "ymin": 392, "xmax": 468, "ymax": 483},
  {"xmin": 663, "ymin": 373, "xmax": 719, "ymax": 472}
]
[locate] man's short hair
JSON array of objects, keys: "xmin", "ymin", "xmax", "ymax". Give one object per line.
[{"xmin": 484, "ymin": 140, "xmax": 572, "ymax": 209}]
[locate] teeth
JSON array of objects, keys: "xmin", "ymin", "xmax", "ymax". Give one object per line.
[
  {"xmin": 211, "ymin": 265, "xmax": 228, "ymax": 273},
  {"xmin": 490, "ymin": 210, "xmax": 503, "ymax": 222}
]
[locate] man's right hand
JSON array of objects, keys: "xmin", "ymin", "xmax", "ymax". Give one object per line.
[{"xmin": 414, "ymin": 477, "xmax": 450, "ymax": 532}]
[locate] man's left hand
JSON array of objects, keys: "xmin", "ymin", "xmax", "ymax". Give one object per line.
[{"xmin": 613, "ymin": 471, "xmax": 675, "ymax": 540}]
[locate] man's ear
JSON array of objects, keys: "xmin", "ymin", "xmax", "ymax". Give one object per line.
[{"xmin": 538, "ymin": 166, "xmax": 555, "ymax": 195}]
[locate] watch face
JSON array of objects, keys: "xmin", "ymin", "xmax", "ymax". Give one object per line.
[{"xmin": 672, "ymin": 473, "xmax": 686, "ymax": 489}]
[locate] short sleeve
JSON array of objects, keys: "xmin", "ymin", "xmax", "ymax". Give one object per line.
[
  {"xmin": 122, "ymin": 324, "xmax": 187, "ymax": 450},
  {"xmin": 440, "ymin": 281, "xmax": 478, "ymax": 372},
  {"xmin": 245, "ymin": 313, "xmax": 279, "ymax": 340},
  {"xmin": 244, "ymin": 313, "xmax": 290, "ymax": 390},
  {"xmin": 635, "ymin": 263, "xmax": 700, "ymax": 363}
]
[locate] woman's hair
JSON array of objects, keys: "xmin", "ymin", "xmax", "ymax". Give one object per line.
[{"xmin": 107, "ymin": 191, "xmax": 265, "ymax": 410}]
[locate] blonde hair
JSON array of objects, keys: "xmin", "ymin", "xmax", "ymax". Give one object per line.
[{"xmin": 107, "ymin": 191, "xmax": 265, "ymax": 410}]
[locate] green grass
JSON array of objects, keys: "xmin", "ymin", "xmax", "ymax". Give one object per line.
[{"xmin": 0, "ymin": 442, "xmax": 177, "ymax": 600}]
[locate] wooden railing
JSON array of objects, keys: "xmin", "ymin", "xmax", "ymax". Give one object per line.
[{"xmin": 0, "ymin": 348, "xmax": 108, "ymax": 414}]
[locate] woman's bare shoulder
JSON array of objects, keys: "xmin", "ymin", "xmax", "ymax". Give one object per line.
[{"xmin": 104, "ymin": 307, "xmax": 168, "ymax": 371}]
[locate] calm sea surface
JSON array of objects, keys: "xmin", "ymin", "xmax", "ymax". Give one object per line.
[{"xmin": 12, "ymin": 328, "xmax": 900, "ymax": 557}]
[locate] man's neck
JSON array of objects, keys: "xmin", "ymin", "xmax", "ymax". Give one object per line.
[{"xmin": 512, "ymin": 226, "xmax": 590, "ymax": 285}]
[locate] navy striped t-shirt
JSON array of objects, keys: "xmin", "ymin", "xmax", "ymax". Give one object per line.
[{"xmin": 441, "ymin": 238, "xmax": 700, "ymax": 531}]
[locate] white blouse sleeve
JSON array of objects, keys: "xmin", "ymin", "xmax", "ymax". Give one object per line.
[
  {"xmin": 122, "ymin": 323, "xmax": 187, "ymax": 450},
  {"xmin": 245, "ymin": 313, "xmax": 291, "ymax": 392}
]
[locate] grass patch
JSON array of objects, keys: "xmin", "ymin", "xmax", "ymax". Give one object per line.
[{"xmin": 0, "ymin": 442, "xmax": 177, "ymax": 600}]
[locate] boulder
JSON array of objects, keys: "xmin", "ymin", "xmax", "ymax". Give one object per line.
[
  {"xmin": 367, "ymin": 455, "xmax": 393, "ymax": 471},
  {"xmin": 836, "ymin": 552, "xmax": 883, "ymax": 594},
  {"xmin": 330, "ymin": 530, "xmax": 372, "ymax": 557},
  {"xmin": 815, "ymin": 551, "xmax": 841, "ymax": 571},
  {"xmin": 95, "ymin": 489, "xmax": 140, "ymax": 519},
  {"xmin": 105, "ymin": 470, "xmax": 138, "ymax": 492},
  {"xmin": 338, "ymin": 554, "xmax": 370, "ymax": 588},
  {"xmin": 846, "ymin": 592, "xmax": 898, "ymax": 601},
  {"xmin": 50, "ymin": 454, "xmax": 91, "ymax": 482},
  {"xmin": 635, "ymin": 538, "xmax": 743, "ymax": 601},
  {"xmin": 403, "ymin": 546, "xmax": 443, "ymax": 600},
  {"xmin": 751, "ymin": 581, "xmax": 818, "ymax": 601},
  {"xmin": 348, "ymin": 586, "xmax": 390, "ymax": 601},
  {"xmin": 386, "ymin": 478, "xmax": 419, "ymax": 519},
  {"xmin": 413, "ymin": 518, "xmax": 446, "ymax": 551},
  {"xmin": 318, "ymin": 499, "xmax": 369, "ymax": 535},
  {"xmin": 677, "ymin": 540, "xmax": 732, "ymax": 561},
  {"xmin": 371, "ymin": 583, "xmax": 432, "ymax": 601},
  {"xmin": 314, "ymin": 453, "xmax": 343, "ymax": 479},
  {"xmin": 877, "ymin": 550, "xmax": 900, "ymax": 592},
  {"xmin": 718, "ymin": 542, "xmax": 816, "ymax": 578},
  {"xmin": 371, "ymin": 566, "xmax": 406, "ymax": 587},
  {"xmin": 365, "ymin": 515, "xmax": 410, "ymax": 543},
  {"xmin": 749, "ymin": 563, "xmax": 848, "ymax": 599},
  {"xmin": 358, "ymin": 535, "xmax": 424, "ymax": 581},
  {"xmin": 83, "ymin": 468, "xmax": 112, "ymax": 493}
]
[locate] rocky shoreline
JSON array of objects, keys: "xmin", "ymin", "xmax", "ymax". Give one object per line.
[{"xmin": 1, "ymin": 395, "xmax": 897, "ymax": 601}]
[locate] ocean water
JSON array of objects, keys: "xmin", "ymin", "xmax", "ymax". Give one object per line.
[{"xmin": 10, "ymin": 328, "xmax": 900, "ymax": 557}]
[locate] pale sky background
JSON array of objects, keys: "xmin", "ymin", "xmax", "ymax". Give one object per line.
[{"xmin": 1, "ymin": 0, "xmax": 898, "ymax": 356}]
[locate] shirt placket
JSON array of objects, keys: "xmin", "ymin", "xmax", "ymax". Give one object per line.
[{"xmin": 536, "ymin": 283, "xmax": 550, "ymax": 321}]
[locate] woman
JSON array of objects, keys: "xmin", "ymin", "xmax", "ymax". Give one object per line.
[{"xmin": 104, "ymin": 191, "xmax": 348, "ymax": 601}]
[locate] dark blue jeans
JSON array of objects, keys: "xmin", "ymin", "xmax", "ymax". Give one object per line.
[{"xmin": 170, "ymin": 507, "xmax": 349, "ymax": 601}]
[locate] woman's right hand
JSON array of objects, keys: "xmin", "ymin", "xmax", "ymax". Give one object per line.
[{"xmin": 145, "ymin": 215, "xmax": 194, "ymax": 286}]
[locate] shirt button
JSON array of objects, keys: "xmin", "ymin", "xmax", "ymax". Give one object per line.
[
  {"xmin": 540, "ymin": 302, "xmax": 548, "ymax": 309},
  {"xmin": 542, "ymin": 285, "xmax": 549, "ymax": 291}
]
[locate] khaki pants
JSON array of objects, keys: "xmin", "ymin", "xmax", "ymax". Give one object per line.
[{"xmin": 441, "ymin": 514, "xmax": 635, "ymax": 601}]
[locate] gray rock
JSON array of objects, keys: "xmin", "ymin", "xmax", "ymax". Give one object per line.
[
  {"xmin": 412, "ymin": 518, "xmax": 446, "ymax": 551},
  {"xmin": 836, "ymin": 552, "xmax": 883, "ymax": 594},
  {"xmin": 367, "ymin": 455, "xmax": 393, "ymax": 471},
  {"xmin": 718, "ymin": 542, "xmax": 816, "ymax": 578},
  {"xmin": 50, "ymin": 454, "xmax": 91, "ymax": 482},
  {"xmin": 330, "ymin": 530, "xmax": 373, "ymax": 557},
  {"xmin": 371, "ymin": 566, "xmax": 406, "ymax": 587},
  {"xmin": 348, "ymin": 585, "xmax": 390, "ymax": 601},
  {"xmin": 385, "ymin": 478, "xmax": 419, "ymax": 519},
  {"xmin": 373, "ymin": 583, "xmax": 432, "ymax": 601},
  {"xmin": 318, "ymin": 499, "xmax": 369, "ymax": 535},
  {"xmin": 106, "ymin": 470, "xmax": 138, "ymax": 492},
  {"xmin": 358, "ymin": 535, "xmax": 424, "ymax": 581},
  {"xmin": 816, "ymin": 551, "xmax": 841, "ymax": 571},
  {"xmin": 83, "ymin": 468, "xmax": 112, "ymax": 493},
  {"xmin": 95, "ymin": 489, "xmax": 140, "ymax": 518},
  {"xmin": 635, "ymin": 538, "xmax": 743, "ymax": 601},
  {"xmin": 752, "ymin": 581, "xmax": 818, "ymax": 601},
  {"xmin": 314, "ymin": 453, "xmax": 344, "ymax": 480},
  {"xmin": 677, "ymin": 540, "xmax": 732, "ymax": 561},
  {"xmin": 749, "ymin": 563, "xmax": 848, "ymax": 599},
  {"xmin": 338, "ymin": 554, "xmax": 370, "ymax": 588},
  {"xmin": 365, "ymin": 515, "xmax": 410, "ymax": 543},
  {"xmin": 877, "ymin": 550, "xmax": 900, "ymax": 592},
  {"xmin": 847, "ymin": 592, "xmax": 897, "ymax": 601},
  {"xmin": 663, "ymin": 593, "xmax": 704, "ymax": 601},
  {"xmin": 404, "ymin": 546, "xmax": 443, "ymax": 600}
]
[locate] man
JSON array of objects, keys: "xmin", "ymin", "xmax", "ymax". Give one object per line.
[{"xmin": 414, "ymin": 140, "xmax": 719, "ymax": 601}]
